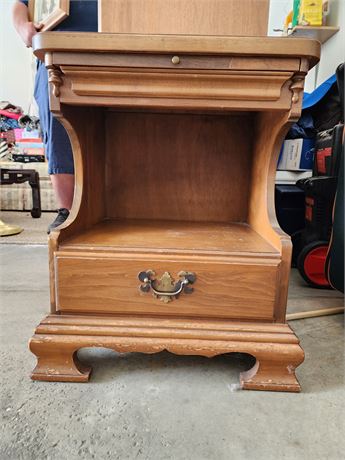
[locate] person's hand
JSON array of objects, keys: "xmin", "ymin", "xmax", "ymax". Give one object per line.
[{"xmin": 17, "ymin": 21, "xmax": 43, "ymax": 47}]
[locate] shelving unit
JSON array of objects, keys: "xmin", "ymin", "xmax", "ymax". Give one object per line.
[
  {"xmin": 289, "ymin": 26, "xmax": 339, "ymax": 44},
  {"xmin": 60, "ymin": 219, "xmax": 279, "ymax": 255},
  {"xmin": 29, "ymin": 31, "xmax": 320, "ymax": 391},
  {"xmin": 275, "ymin": 170, "xmax": 312, "ymax": 185}
]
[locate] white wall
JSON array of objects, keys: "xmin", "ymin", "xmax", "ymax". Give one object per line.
[
  {"xmin": 268, "ymin": 0, "xmax": 344, "ymax": 93},
  {"xmin": 268, "ymin": 0, "xmax": 293, "ymax": 36},
  {"xmin": 315, "ymin": 0, "xmax": 345, "ymax": 86},
  {"xmin": 0, "ymin": 0, "xmax": 36, "ymax": 113}
]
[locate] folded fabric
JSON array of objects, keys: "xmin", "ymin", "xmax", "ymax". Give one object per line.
[
  {"xmin": 0, "ymin": 109, "xmax": 21, "ymax": 120},
  {"xmin": 4, "ymin": 130, "xmax": 16, "ymax": 144},
  {"xmin": 302, "ymin": 74, "xmax": 337, "ymax": 110},
  {"xmin": 0, "ymin": 139, "xmax": 9, "ymax": 159},
  {"xmin": 0, "ymin": 101, "xmax": 23, "ymax": 113},
  {"xmin": 0, "ymin": 117, "xmax": 20, "ymax": 131},
  {"xmin": 286, "ymin": 74, "xmax": 340, "ymax": 140},
  {"xmin": 286, "ymin": 113, "xmax": 316, "ymax": 139}
]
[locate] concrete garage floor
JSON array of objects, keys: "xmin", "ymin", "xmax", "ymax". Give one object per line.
[{"xmin": 1, "ymin": 214, "xmax": 344, "ymax": 459}]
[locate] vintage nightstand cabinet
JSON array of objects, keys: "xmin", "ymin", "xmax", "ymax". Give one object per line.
[{"xmin": 29, "ymin": 32, "xmax": 319, "ymax": 391}]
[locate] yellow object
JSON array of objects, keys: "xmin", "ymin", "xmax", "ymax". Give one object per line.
[
  {"xmin": 284, "ymin": 10, "xmax": 293, "ymax": 34},
  {"xmin": 0, "ymin": 219, "xmax": 23, "ymax": 237},
  {"xmin": 299, "ymin": 0, "xmax": 323, "ymax": 26}
]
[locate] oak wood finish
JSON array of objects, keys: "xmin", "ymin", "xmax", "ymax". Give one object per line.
[
  {"xmin": 52, "ymin": 53, "xmax": 302, "ymax": 73},
  {"xmin": 99, "ymin": 0, "xmax": 270, "ymax": 37},
  {"xmin": 30, "ymin": 32, "xmax": 320, "ymax": 391},
  {"xmin": 105, "ymin": 113, "xmax": 253, "ymax": 222},
  {"xmin": 28, "ymin": 0, "xmax": 69, "ymax": 32},
  {"xmin": 33, "ymin": 33, "xmax": 320, "ymax": 68},
  {"xmin": 63, "ymin": 69, "xmax": 293, "ymax": 102},
  {"xmin": 60, "ymin": 220, "xmax": 278, "ymax": 255},
  {"xmin": 248, "ymin": 111, "xmax": 295, "ymax": 322},
  {"xmin": 55, "ymin": 252, "xmax": 279, "ymax": 319},
  {"xmin": 30, "ymin": 314, "xmax": 304, "ymax": 392}
]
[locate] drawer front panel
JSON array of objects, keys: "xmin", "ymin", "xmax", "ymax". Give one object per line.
[
  {"xmin": 61, "ymin": 67, "xmax": 293, "ymax": 103},
  {"xmin": 55, "ymin": 254, "xmax": 280, "ymax": 320},
  {"xmin": 54, "ymin": 52, "xmax": 301, "ymax": 72}
]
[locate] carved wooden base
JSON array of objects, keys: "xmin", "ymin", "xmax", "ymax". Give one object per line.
[{"xmin": 29, "ymin": 314, "xmax": 304, "ymax": 392}]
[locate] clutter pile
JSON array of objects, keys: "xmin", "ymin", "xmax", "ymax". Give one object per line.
[
  {"xmin": 0, "ymin": 101, "xmax": 44, "ymax": 163},
  {"xmin": 278, "ymin": 73, "xmax": 342, "ymax": 172},
  {"xmin": 276, "ymin": 64, "xmax": 344, "ymax": 290},
  {"xmin": 1, "ymin": 101, "xmax": 57, "ymax": 212}
]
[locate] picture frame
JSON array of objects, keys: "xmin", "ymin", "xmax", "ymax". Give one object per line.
[{"xmin": 28, "ymin": 0, "xmax": 70, "ymax": 32}]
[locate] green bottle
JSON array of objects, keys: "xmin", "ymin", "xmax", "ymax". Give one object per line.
[{"xmin": 292, "ymin": 0, "xmax": 301, "ymax": 27}]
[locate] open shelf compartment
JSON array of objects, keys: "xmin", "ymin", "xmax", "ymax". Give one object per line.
[
  {"xmin": 60, "ymin": 219, "xmax": 279, "ymax": 257},
  {"xmin": 54, "ymin": 108, "xmax": 284, "ymax": 320}
]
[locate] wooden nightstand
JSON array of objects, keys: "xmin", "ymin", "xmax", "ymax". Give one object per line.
[{"xmin": 29, "ymin": 32, "xmax": 319, "ymax": 391}]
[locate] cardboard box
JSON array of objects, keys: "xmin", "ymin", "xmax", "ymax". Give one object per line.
[
  {"xmin": 277, "ymin": 138, "xmax": 315, "ymax": 171},
  {"xmin": 298, "ymin": 0, "xmax": 323, "ymax": 26}
]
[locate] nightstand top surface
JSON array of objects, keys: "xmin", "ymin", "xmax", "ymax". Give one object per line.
[{"xmin": 33, "ymin": 32, "xmax": 320, "ymax": 68}]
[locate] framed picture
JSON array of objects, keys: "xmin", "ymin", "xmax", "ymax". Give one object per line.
[{"xmin": 28, "ymin": 0, "xmax": 70, "ymax": 32}]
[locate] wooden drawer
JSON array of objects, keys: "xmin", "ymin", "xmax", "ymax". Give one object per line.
[
  {"xmin": 55, "ymin": 253, "xmax": 280, "ymax": 320},
  {"xmin": 54, "ymin": 52, "xmax": 301, "ymax": 72}
]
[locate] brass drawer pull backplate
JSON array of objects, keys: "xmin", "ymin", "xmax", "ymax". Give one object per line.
[{"xmin": 138, "ymin": 270, "xmax": 196, "ymax": 303}]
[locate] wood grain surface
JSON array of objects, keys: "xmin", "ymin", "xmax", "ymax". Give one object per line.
[
  {"xmin": 61, "ymin": 220, "xmax": 278, "ymax": 255},
  {"xmin": 30, "ymin": 314, "xmax": 304, "ymax": 391},
  {"xmin": 105, "ymin": 112, "xmax": 253, "ymax": 222},
  {"xmin": 33, "ymin": 33, "xmax": 320, "ymax": 69},
  {"xmin": 99, "ymin": 0, "xmax": 270, "ymax": 37},
  {"xmin": 28, "ymin": 28, "xmax": 319, "ymax": 391},
  {"xmin": 52, "ymin": 53, "xmax": 302, "ymax": 73},
  {"xmin": 55, "ymin": 251, "xmax": 279, "ymax": 319}
]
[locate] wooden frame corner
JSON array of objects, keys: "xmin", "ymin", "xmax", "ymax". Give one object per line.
[{"xmin": 28, "ymin": 0, "xmax": 69, "ymax": 32}]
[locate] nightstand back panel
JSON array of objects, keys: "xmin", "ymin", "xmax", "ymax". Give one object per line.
[{"xmin": 105, "ymin": 112, "xmax": 253, "ymax": 223}]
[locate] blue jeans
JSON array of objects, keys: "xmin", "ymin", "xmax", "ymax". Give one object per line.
[{"xmin": 34, "ymin": 61, "xmax": 74, "ymax": 175}]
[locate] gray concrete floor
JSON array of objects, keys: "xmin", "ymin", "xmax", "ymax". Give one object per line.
[{"xmin": 1, "ymin": 241, "xmax": 344, "ymax": 459}]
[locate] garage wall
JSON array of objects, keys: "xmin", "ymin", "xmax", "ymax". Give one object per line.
[{"xmin": 315, "ymin": 0, "xmax": 344, "ymax": 86}]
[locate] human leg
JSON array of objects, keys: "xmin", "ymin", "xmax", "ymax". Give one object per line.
[
  {"xmin": 34, "ymin": 61, "xmax": 75, "ymax": 231},
  {"xmin": 47, "ymin": 117, "xmax": 75, "ymax": 232},
  {"xmin": 50, "ymin": 173, "xmax": 74, "ymax": 210}
]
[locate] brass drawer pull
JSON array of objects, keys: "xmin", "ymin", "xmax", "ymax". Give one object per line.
[
  {"xmin": 138, "ymin": 270, "xmax": 196, "ymax": 303},
  {"xmin": 171, "ymin": 55, "xmax": 180, "ymax": 65}
]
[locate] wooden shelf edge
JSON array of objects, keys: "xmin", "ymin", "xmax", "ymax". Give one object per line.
[
  {"xmin": 58, "ymin": 219, "xmax": 280, "ymax": 258},
  {"xmin": 289, "ymin": 26, "xmax": 340, "ymax": 44}
]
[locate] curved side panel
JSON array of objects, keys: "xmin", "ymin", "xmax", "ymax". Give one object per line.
[
  {"xmin": 46, "ymin": 73, "xmax": 87, "ymax": 312},
  {"xmin": 50, "ymin": 112, "xmax": 84, "ymax": 238},
  {"xmin": 249, "ymin": 78, "xmax": 305, "ymax": 247},
  {"xmin": 248, "ymin": 111, "xmax": 293, "ymax": 321},
  {"xmin": 48, "ymin": 104, "xmax": 106, "ymax": 244},
  {"xmin": 46, "ymin": 102, "xmax": 106, "ymax": 312},
  {"xmin": 248, "ymin": 79, "xmax": 305, "ymax": 320},
  {"xmin": 248, "ymin": 110, "xmax": 292, "ymax": 251},
  {"xmin": 46, "ymin": 109, "xmax": 84, "ymax": 312}
]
